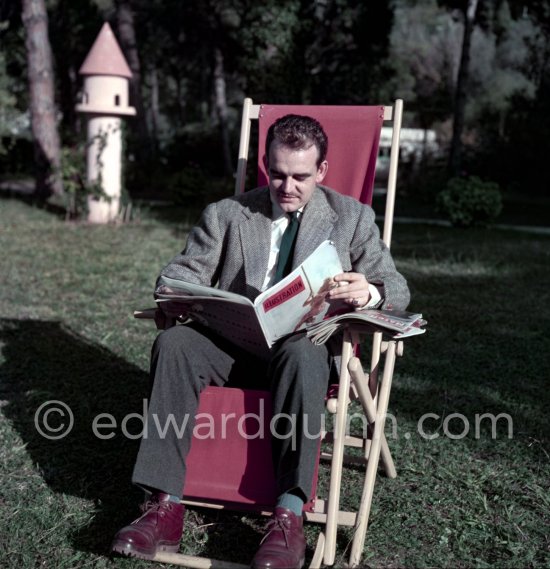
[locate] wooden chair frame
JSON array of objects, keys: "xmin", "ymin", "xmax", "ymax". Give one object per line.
[{"xmin": 135, "ymin": 98, "xmax": 405, "ymax": 568}]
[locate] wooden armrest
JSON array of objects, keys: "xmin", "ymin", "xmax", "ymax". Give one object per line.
[
  {"xmin": 134, "ymin": 307, "xmax": 177, "ymax": 330},
  {"xmin": 133, "ymin": 308, "xmax": 158, "ymax": 319}
]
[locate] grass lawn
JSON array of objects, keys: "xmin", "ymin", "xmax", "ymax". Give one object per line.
[{"xmin": 0, "ymin": 196, "xmax": 549, "ymax": 568}]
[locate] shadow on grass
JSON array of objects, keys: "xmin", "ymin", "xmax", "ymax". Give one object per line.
[
  {"xmin": 0, "ymin": 318, "xmax": 267, "ymax": 564},
  {"xmin": 0, "ymin": 318, "xmax": 149, "ymax": 556}
]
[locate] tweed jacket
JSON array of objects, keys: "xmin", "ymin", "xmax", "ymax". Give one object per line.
[{"xmin": 158, "ymin": 185, "xmax": 410, "ymax": 312}]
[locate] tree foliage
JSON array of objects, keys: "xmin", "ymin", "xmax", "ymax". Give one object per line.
[
  {"xmin": 386, "ymin": 0, "xmax": 459, "ymax": 128},
  {"xmin": 2, "ymin": 0, "xmax": 550, "ymax": 198}
]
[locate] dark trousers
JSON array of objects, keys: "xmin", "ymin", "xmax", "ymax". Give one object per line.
[{"xmin": 132, "ymin": 323, "xmax": 332, "ymax": 500}]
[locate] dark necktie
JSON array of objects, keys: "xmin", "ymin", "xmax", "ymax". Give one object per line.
[{"xmin": 274, "ymin": 211, "xmax": 300, "ymax": 283}]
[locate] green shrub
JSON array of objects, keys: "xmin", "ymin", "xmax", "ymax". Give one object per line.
[
  {"xmin": 436, "ymin": 176, "xmax": 503, "ymax": 227},
  {"xmin": 59, "ymin": 144, "xmax": 107, "ymax": 219}
]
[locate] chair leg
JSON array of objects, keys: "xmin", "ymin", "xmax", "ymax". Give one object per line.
[
  {"xmin": 368, "ymin": 331, "xmax": 383, "ymax": 396},
  {"xmin": 348, "ymin": 341, "xmax": 397, "ymax": 568},
  {"xmin": 308, "ymin": 532, "xmax": 326, "ymax": 569},
  {"xmin": 348, "ymin": 357, "xmax": 397, "ymax": 479},
  {"xmin": 323, "ymin": 330, "xmax": 354, "ymax": 566}
]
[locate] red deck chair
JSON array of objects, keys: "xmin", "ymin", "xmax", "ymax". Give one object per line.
[{"xmin": 135, "ymin": 99, "xmax": 405, "ymax": 568}]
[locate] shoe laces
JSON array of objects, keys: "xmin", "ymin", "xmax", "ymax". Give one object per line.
[
  {"xmin": 260, "ymin": 514, "xmax": 292, "ymax": 548},
  {"xmin": 134, "ymin": 498, "xmax": 173, "ymax": 524}
]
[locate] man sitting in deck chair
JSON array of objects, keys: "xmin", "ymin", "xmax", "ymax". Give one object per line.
[{"xmin": 111, "ymin": 115, "xmax": 410, "ymax": 569}]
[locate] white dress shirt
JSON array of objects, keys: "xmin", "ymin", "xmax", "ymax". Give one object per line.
[{"xmin": 260, "ymin": 198, "xmax": 302, "ymax": 291}]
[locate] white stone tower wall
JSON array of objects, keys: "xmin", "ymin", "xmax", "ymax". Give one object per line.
[
  {"xmin": 86, "ymin": 116, "xmax": 122, "ymax": 224},
  {"xmin": 81, "ymin": 75, "xmax": 132, "ymax": 114}
]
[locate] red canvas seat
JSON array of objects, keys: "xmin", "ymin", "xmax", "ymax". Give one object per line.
[{"xmin": 183, "ymin": 386, "xmax": 321, "ymax": 513}]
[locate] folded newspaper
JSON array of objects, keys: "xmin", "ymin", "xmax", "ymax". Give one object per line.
[
  {"xmin": 155, "ymin": 240, "xmax": 349, "ymax": 359},
  {"xmin": 306, "ymin": 309, "xmax": 427, "ymax": 345}
]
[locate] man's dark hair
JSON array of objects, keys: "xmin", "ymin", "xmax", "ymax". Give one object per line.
[{"xmin": 266, "ymin": 114, "xmax": 328, "ymax": 167}]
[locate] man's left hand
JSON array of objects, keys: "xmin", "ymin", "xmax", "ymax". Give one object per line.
[{"xmin": 329, "ymin": 272, "xmax": 370, "ymax": 309}]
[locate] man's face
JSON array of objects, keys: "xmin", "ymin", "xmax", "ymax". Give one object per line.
[{"xmin": 266, "ymin": 141, "xmax": 328, "ymax": 213}]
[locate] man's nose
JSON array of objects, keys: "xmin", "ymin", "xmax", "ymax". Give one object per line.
[{"xmin": 281, "ymin": 177, "xmax": 294, "ymax": 192}]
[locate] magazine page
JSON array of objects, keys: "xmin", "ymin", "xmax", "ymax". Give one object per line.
[
  {"xmin": 349, "ymin": 309, "xmax": 426, "ymax": 333},
  {"xmin": 156, "ymin": 297, "xmax": 271, "ymax": 359},
  {"xmin": 254, "ymin": 240, "xmax": 347, "ymax": 345},
  {"xmin": 156, "ymin": 275, "xmax": 254, "ymax": 306},
  {"xmin": 306, "ymin": 309, "xmax": 427, "ymax": 344}
]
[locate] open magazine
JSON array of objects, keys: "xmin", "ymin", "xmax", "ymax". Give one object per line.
[
  {"xmin": 155, "ymin": 240, "xmax": 348, "ymax": 358},
  {"xmin": 306, "ymin": 309, "xmax": 427, "ymax": 345}
]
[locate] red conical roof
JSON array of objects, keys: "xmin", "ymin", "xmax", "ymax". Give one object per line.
[{"xmin": 79, "ymin": 22, "xmax": 132, "ymax": 78}]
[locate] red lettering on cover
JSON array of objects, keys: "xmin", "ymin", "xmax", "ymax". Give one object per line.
[{"xmin": 262, "ymin": 276, "xmax": 305, "ymax": 312}]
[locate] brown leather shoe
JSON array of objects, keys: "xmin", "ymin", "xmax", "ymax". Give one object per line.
[
  {"xmin": 251, "ymin": 506, "xmax": 306, "ymax": 569},
  {"xmin": 111, "ymin": 493, "xmax": 184, "ymax": 560}
]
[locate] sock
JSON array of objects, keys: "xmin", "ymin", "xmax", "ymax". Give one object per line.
[
  {"xmin": 276, "ymin": 492, "xmax": 304, "ymax": 516},
  {"xmin": 141, "ymin": 485, "xmax": 181, "ymax": 504}
]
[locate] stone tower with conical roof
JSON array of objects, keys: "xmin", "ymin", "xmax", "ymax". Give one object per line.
[{"xmin": 76, "ymin": 22, "xmax": 136, "ymax": 223}]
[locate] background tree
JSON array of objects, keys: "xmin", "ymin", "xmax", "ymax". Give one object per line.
[
  {"xmin": 467, "ymin": 1, "xmax": 536, "ymax": 133},
  {"xmin": 46, "ymin": 0, "xmax": 103, "ymax": 143},
  {"xmin": 237, "ymin": 0, "xmax": 301, "ymax": 102},
  {"xmin": 482, "ymin": 0, "xmax": 550, "ymax": 195},
  {"xmin": 294, "ymin": 0, "xmax": 394, "ymax": 104},
  {"xmin": 115, "ymin": 0, "xmax": 151, "ymax": 158},
  {"xmin": 21, "ymin": 0, "xmax": 63, "ymax": 198},
  {"xmin": 386, "ymin": 1, "xmax": 459, "ymax": 133},
  {"xmin": 0, "ymin": 46, "xmax": 19, "ymax": 153},
  {"xmin": 2, "ymin": 0, "xmax": 550, "ymax": 205},
  {"xmin": 447, "ymin": 0, "xmax": 480, "ymax": 176}
]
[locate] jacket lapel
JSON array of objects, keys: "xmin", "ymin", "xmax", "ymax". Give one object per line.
[
  {"xmin": 293, "ymin": 187, "xmax": 338, "ymax": 268},
  {"xmin": 239, "ymin": 191, "xmax": 272, "ymax": 293}
]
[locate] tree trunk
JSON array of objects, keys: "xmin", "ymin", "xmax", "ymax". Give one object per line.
[
  {"xmin": 54, "ymin": 0, "xmax": 78, "ymax": 140},
  {"xmin": 21, "ymin": 0, "xmax": 63, "ymax": 198},
  {"xmin": 149, "ymin": 67, "xmax": 160, "ymax": 142},
  {"xmin": 115, "ymin": 0, "xmax": 150, "ymax": 150},
  {"xmin": 175, "ymin": 70, "xmax": 186, "ymax": 126},
  {"xmin": 213, "ymin": 46, "xmax": 233, "ymax": 176},
  {"xmin": 448, "ymin": 0, "xmax": 479, "ymax": 177}
]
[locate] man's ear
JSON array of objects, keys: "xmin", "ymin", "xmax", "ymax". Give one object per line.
[
  {"xmin": 262, "ymin": 153, "xmax": 269, "ymax": 173},
  {"xmin": 316, "ymin": 160, "xmax": 328, "ymax": 184}
]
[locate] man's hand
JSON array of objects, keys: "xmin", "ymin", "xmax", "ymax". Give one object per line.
[
  {"xmin": 155, "ymin": 285, "xmax": 175, "ymax": 295},
  {"xmin": 329, "ymin": 272, "xmax": 371, "ymax": 309}
]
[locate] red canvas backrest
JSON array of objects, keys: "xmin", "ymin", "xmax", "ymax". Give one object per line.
[
  {"xmin": 183, "ymin": 104, "xmax": 392, "ymax": 512},
  {"xmin": 257, "ymin": 105, "xmax": 385, "ymax": 206}
]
